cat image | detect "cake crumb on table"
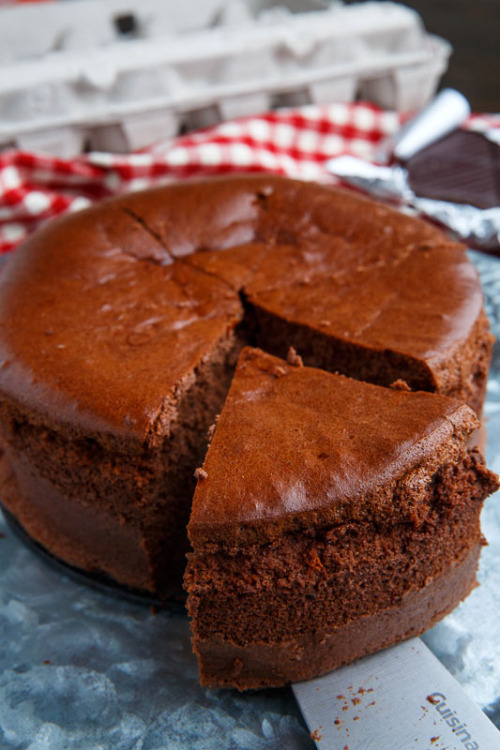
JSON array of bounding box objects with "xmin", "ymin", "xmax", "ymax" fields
[{"xmin": 194, "ymin": 468, "xmax": 208, "ymax": 481}]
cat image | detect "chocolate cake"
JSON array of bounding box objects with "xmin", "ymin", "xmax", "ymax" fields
[
  {"xmin": 185, "ymin": 348, "xmax": 498, "ymax": 689},
  {"xmin": 0, "ymin": 174, "xmax": 496, "ymax": 688}
]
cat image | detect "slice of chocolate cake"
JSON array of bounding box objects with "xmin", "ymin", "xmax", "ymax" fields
[{"xmin": 185, "ymin": 348, "xmax": 498, "ymax": 690}]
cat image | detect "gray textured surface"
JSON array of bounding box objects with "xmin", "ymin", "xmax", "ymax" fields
[
  {"xmin": 0, "ymin": 529, "xmax": 310, "ymax": 750},
  {"xmin": 0, "ymin": 250, "xmax": 499, "ymax": 749}
]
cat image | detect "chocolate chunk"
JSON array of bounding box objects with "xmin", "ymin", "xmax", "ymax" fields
[
  {"xmin": 404, "ymin": 129, "xmax": 500, "ymax": 210},
  {"xmin": 114, "ymin": 13, "xmax": 138, "ymax": 37}
]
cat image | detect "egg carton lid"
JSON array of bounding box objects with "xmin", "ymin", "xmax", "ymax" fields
[{"xmin": 0, "ymin": 0, "xmax": 451, "ymax": 156}]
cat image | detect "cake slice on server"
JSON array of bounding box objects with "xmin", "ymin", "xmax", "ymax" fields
[{"xmin": 185, "ymin": 347, "xmax": 498, "ymax": 690}]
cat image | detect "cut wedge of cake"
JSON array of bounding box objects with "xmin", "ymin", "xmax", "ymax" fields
[{"xmin": 185, "ymin": 348, "xmax": 499, "ymax": 689}]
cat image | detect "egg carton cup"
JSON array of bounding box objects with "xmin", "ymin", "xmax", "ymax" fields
[{"xmin": 0, "ymin": 0, "xmax": 451, "ymax": 157}]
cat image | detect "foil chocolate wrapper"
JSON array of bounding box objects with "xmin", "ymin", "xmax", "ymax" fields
[
  {"xmin": 376, "ymin": 87, "xmax": 471, "ymax": 163},
  {"xmin": 413, "ymin": 198, "xmax": 500, "ymax": 252},
  {"xmin": 327, "ymin": 154, "xmax": 500, "ymax": 252},
  {"xmin": 328, "ymin": 89, "xmax": 500, "ymax": 252}
]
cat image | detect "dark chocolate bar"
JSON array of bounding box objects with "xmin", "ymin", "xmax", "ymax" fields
[{"xmin": 404, "ymin": 128, "xmax": 500, "ymax": 209}]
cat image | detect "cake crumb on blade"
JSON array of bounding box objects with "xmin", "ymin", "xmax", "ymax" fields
[{"xmin": 310, "ymin": 727, "xmax": 322, "ymax": 741}]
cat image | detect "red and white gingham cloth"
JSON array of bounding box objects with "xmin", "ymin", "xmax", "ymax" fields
[{"xmin": 1, "ymin": 102, "xmax": 499, "ymax": 254}]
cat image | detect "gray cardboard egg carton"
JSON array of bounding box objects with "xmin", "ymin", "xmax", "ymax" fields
[{"xmin": 0, "ymin": 0, "xmax": 451, "ymax": 157}]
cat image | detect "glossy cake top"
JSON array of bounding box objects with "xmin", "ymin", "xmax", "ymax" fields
[
  {"xmin": 245, "ymin": 242, "xmax": 482, "ymax": 362},
  {"xmin": 189, "ymin": 348, "xmax": 479, "ymax": 545},
  {"xmin": 0, "ymin": 175, "xmax": 483, "ymax": 439}
]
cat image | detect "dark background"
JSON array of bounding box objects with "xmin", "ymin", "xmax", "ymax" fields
[{"xmin": 347, "ymin": 0, "xmax": 500, "ymax": 112}]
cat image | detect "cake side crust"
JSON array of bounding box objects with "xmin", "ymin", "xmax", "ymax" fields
[
  {"xmin": 193, "ymin": 543, "xmax": 481, "ymax": 690},
  {"xmin": 0, "ymin": 452, "xmax": 153, "ymax": 591},
  {"xmin": 0, "ymin": 328, "xmax": 243, "ymax": 594}
]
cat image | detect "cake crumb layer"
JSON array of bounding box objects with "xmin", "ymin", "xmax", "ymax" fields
[{"xmin": 193, "ymin": 544, "xmax": 481, "ymax": 690}]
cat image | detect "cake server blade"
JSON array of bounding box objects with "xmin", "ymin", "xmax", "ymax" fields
[{"xmin": 293, "ymin": 637, "xmax": 499, "ymax": 749}]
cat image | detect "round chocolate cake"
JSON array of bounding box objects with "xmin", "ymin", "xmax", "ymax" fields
[{"xmin": 0, "ymin": 175, "xmax": 496, "ymax": 689}]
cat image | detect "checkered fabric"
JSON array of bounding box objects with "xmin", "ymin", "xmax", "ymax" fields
[{"xmin": 0, "ymin": 102, "xmax": 499, "ymax": 254}]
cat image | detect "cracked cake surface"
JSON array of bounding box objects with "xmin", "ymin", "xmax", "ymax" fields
[{"xmin": 0, "ymin": 175, "xmax": 490, "ymax": 437}]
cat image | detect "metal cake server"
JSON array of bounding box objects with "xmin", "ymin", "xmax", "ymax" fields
[{"xmin": 293, "ymin": 637, "xmax": 500, "ymax": 749}]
